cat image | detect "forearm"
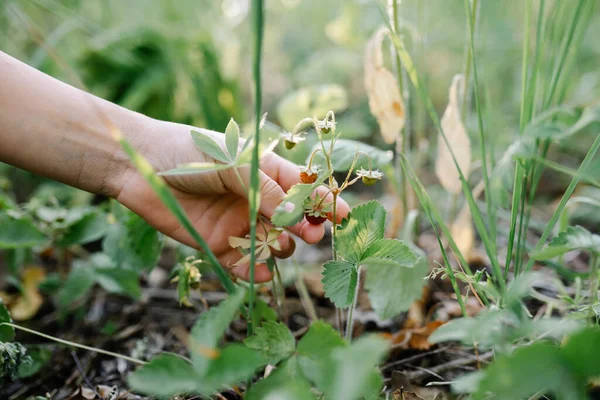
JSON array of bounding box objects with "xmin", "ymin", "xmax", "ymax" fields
[{"xmin": 0, "ymin": 51, "xmax": 157, "ymax": 197}]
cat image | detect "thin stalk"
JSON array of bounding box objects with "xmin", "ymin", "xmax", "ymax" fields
[
  {"xmin": 505, "ymin": 163, "xmax": 525, "ymax": 278},
  {"xmin": 525, "ymin": 132, "xmax": 600, "ymax": 272},
  {"xmin": 461, "ymin": 0, "xmax": 478, "ymax": 122},
  {"xmin": 518, "ymin": 0, "xmax": 533, "ymax": 133},
  {"xmin": 0, "ymin": 323, "xmax": 146, "ymax": 365},
  {"xmin": 332, "ymin": 192, "xmax": 344, "ymax": 334},
  {"xmin": 247, "ymin": 0, "xmax": 265, "ymax": 337},
  {"xmin": 390, "ymin": 0, "xmax": 409, "ymax": 216},
  {"xmin": 345, "ymin": 266, "xmax": 362, "ymax": 341},
  {"xmin": 464, "ymin": 0, "xmax": 496, "ymax": 249},
  {"xmin": 590, "ymin": 254, "xmax": 599, "ymax": 305}
]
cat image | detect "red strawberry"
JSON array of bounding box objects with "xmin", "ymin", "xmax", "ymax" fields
[
  {"xmin": 305, "ymin": 213, "xmax": 327, "ymax": 225},
  {"xmin": 300, "ymin": 171, "xmax": 318, "ymax": 184}
]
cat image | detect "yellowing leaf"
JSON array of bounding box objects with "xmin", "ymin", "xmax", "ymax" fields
[
  {"xmin": 364, "ymin": 27, "xmax": 405, "ymax": 145},
  {"xmin": 451, "ymin": 205, "xmax": 474, "ymax": 260},
  {"xmin": 10, "ymin": 266, "xmax": 45, "ymax": 321},
  {"xmin": 435, "ymin": 75, "xmax": 471, "ymax": 194}
]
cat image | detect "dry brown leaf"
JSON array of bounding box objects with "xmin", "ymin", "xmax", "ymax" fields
[
  {"xmin": 10, "ymin": 266, "xmax": 45, "ymax": 321},
  {"xmin": 435, "ymin": 74, "xmax": 471, "ymax": 194},
  {"xmin": 388, "ymin": 320, "xmax": 445, "ymax": 350},
  {"xmin": 451, "ymin": 204, "xmax": 474, "ymax": 260},
  {"xmin": 364, "ymin": 27, "xmax": 405, "ymax": 144}
]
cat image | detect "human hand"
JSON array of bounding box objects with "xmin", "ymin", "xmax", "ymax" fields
[{"xmin": 114, "ymin": 119, "xmax": 350, "ymax": 282}]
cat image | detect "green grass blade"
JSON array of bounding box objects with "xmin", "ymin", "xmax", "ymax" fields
[
  {"xmin": 118, "ymin": 138, "xmax": 236, "ymax": 294},
  {"xmin": 525, "ymin": 132, "xmax": 600, "ymax": 272}
]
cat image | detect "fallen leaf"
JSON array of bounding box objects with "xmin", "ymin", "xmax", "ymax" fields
[
  {"xmin": 435, "ymin": 74, "xmax": 471, "ymax": 194},
  {"xmin": 392, "ymin": 389, "xmax": 425, "ymax": 400},
  {"xmin": 388, "ymin": 321, "xmax": 445, "ymax": 350},
  {"xmin": 10, "ymin": 266, "xmax": 45, "ymax": 321},
  {"xmin": 365, "ymin": 27, "xmax": 405, "ymax": 145},
  {"xmin": 451, "ymin": 205, "xmax": 474, "ymax": 260}
]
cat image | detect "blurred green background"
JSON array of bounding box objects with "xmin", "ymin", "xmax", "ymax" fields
[{"xmin": 1, "ymin": 0, "xmax": 599, "ymax": 192}]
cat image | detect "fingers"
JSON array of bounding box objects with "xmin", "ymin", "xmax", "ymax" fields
[{"xmin": 260, "ymin": 152, "xmax": 303, "ymax": 192}]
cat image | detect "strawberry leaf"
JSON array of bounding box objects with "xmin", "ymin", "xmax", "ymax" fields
[
  {"xmin": 0, "ymin": 214, "xmax": 46, "ymax": 249},
  {"xmin": 297, "ymin": 321, "xmax": 346, "ymax": 387},
  {"xmin": 246, "ymin": 359, "xmax": 314, "ymax": 400},
  {"xmin": 322, "ymin": 261, "xmax": 358, "ymax": 309},
  {"xmin": 530, "ymin": 225, "xmax": 600, "ymax": 260},
  {"xmin": 203, "ymin": 344, "xmax": 264, "ymax": 392},
  {"xmin": 244, "ymin": 321, "xmax": 295, "ymax": 364},
  {"xmin": 128, "ymin": 354, "xmax": 201, "ymax": 398},
  {"xmin": 334, "ymin": 201, "xmax": 386, "ymax": 263}
]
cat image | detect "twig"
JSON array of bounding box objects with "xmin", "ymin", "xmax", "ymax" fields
[
  {"xmin": 381, "ymin": 345, "xmax": 451, "ymax": 371},
  {"xmin": 404, "ymin": 351, "xmax": 494, "ymax": 382},
  {"xmin": 71, "ymin": 350, "xmax": 102, "ymax": 399}
]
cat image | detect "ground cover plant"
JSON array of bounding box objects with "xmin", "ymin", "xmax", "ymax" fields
[{"xmin": 2, "ymin": 0, "xmax": 600, "ymax": 399}]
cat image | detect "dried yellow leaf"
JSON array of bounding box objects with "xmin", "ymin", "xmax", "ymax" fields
[
  {"xmin": 451, "ymin": 205, "xmax": 474, "ymax": 261},
  {"xmin": 435, "ymin": 75, "xmax": 471, "ymax": 194},
  {"xmin": 364, "ymin": 27, "xmax": 405, "ymax": 145},
  {"xmin": 10, "ymin": 266, "xmax": 45, "ymax": 321}
]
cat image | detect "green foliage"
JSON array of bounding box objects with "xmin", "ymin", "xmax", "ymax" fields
[
  {"xmin": 129, "ymin": 289, "xmax": 264, "ymax": 397},
  {"xmin": 324, "ymin": 201, "xmax": 425, "ymax": 317},
  {"xmin": 244, "ymin": 321, "xmax": 295, "ymax": 364},
  {"xmin": 246, "ymin": 360, "xmax": 315, "ymax": 400},
  {"xmin": 17, "ymin": 346, "xmax": 52, "ymax": 379},
  {"xmin": 322, "ymin": 261, "xmax": 358, "ymax": 308},
  {"xmin": 0, "ymin": 342, "xmax": 31, "ymax": 383},
  {"xmin": 296, "ymin": 321, "xmax": 346, "ymax": 386},
  {"xmin": 0, "ymin": 300, "xmax": 15, "ymax": 342},
  {"xmin": 55, "ymin": 210, "xmax": 108, "ymax": 247},
  {"xmin": 0, "ymin": 213, "xmax": 46, "ymax": 249},
  {"xmin": 531, "ymin": 225, "xmax": 600, "ymax": 260},
  {"xmin": 271, "ymin": 173, "xmax": 330, "ymax": 227},
  {"xmin": 458, "ymin": 328, "xmax": 600, "ymax": 399},
  {"xmin": 309, "ymin": 139, "xmax": 393, "ymax": 172}
]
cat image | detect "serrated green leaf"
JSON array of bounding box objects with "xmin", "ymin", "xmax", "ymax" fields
[
  {"xmin": 0, "ymin": 214, "xmax": 46, "ymax": 249},
  {"xmin": 0, "ymin": 341, "xmax": 31, "ymax": 382},
  {"xmin": 272, "ymin": 173, "xmax": 329, "ymax": 227},
  {"xmin": 0, "ymin": 299, "xmax": 14, "ymax": 342},
  {"xmin": 124, "ymin": 214, "xmax": 163, "ymax": 270},
  {"xmin": 297, "ymin": 321, "xmax": 345, "ymax": 387},
  {"xmin": 225, "ymin": 118, "xmax": 240, "ymax": 159},
  {"xmin": 57, "ymin": 211, "xmax": 108, "ymax": 247},
  {"xmin": 190, "ymin": 129, "xmax": 231, "ymax": 163},
  {"xmin": 128, "ymin": 354, "xmax": 200, "ymax": 397},
  {"xmin": 322, "ymin": 261, "xmax": 358, "ymax": 309},
  {"xmin": 18, "ymin": 346, "xmax": 52, "ymax": 378},
  {"xmin": 244, "ymin": 321, "xmax": 295, "ymax": 364},
  {"xmin": 530, "ymin": 225, "xmax": 600, "ymax": 260},
  {"xmin": 322, "ymin": 336, "xmax": 388, "ymax": 400},
  {"xmin": 190, "ymin": 289, "xmax": 246, "ymax": 375},
  {"xmin": 364, "ymin": 242, "xmax": 426, "ymax": 319},
  {"xmin": 335, "ymin": 201, "xmax": 386, "ymax": 263},
  {"xmin": 58, "ymin": 264, "xmax": 96, "ymax": 308},
  {"xmin": 203, "ymin": 344, "xmax": 264, "ymax": 392},
  {"xmin": 309, "ymin": 139, "xmax": 393, "ymax": 172},
  {"xmin": 95, "ymin": 267, "xmax": 141, "ymax": 299},
  {"xmin": 476, "ymin": 343, "xmax": 581, "ymax": 400},
  {"xmin": 246, "ymin": 359, "xmax": 315, "ymax": 400}
]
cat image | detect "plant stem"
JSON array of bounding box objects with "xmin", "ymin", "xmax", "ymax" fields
[
  {"xmin": 247, "ymin": 0, "xmax": 265, "ymax": 337},
  {"xmin": 345, "ymin": 266, "xmax": 361, "ymax": 341},
  {"xmin": 0, "ymin": 322, "xmax": 146, "ymax": 365},
  {"xmin": 590, "ymin": 254, "xmax": 599, "ymax": 306},
  {"xmin": 461, "ymin": 0, "xmax": 478, "ymax": 122}
]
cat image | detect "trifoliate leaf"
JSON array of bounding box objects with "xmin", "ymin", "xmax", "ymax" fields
[
  {"xmin": 309, "ymin": 139, "xmax": 393, "ymax": 172},
  {"xmin": 246, "ymin": 359, "xmax": 315, "ymax": 400},
  {"xmin": 530, "ymin": 225, "xmax": 600, "ymax": 260},
  {"xmin": 225, "ymin": 118, "xmax": 240, "ymax": 159},
  {"xmin": 190, "ymin": 129, "xmax": 231, "ymax": 163},
  {"xmin": 190, "ymin": 289, "xmax": 245, "ymax": 375},
  {"xmin": 364, "ymin": 241, "xmax": 426, "ymax": 319},
  {"xmin": 94, "ymin": 267, "xmax": 141, "ymax": 299},
  {"xmin": 128, "ymin": 354, "xmax": 200, "ymax": 398},
  {"xmin": 244, "ymin": 321, "xmax": 295, "ymax": 365},
  {"xmin": 322, "ymin": 261, "xmax": 358, "ymax": 309},
  {"xmin": 0, "ymin": 299, "xmax": 14, "ymax": 342},
  {"xmin": 322, "ymin": 336, "xmax": 388, "ymax": 400},
  {"xmin": 271, "ymin": 173, "xmax": 329, "ymax": 227},
  {"xmin": 203, "ymin": 344, "xmax": 264, "ymax": 392},
  {"xmin": 334, "ymin": 201, "xmax": 386, "ymax": 263},
  {"xmin": 0, "ymin": 214, "xmax": 46, "ymax": 249},
  {"xmin": 297, "ymin": 321, "xmax": 346, "ymax": 387}
]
